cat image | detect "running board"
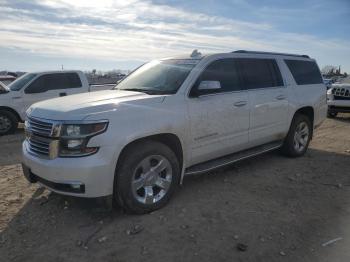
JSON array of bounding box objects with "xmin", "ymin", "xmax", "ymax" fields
[{"xmin": 185, "ymin": 141, "xmax": 283, "ymax": 175}]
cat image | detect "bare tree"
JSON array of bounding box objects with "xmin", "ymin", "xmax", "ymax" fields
[{"xmin": 321, "ymin": 65, "xmax": 337, "ymax": 76}]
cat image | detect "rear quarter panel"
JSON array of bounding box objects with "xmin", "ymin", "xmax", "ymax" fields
[{"xmin": 279, "ymin": 58, "xmax": 327, "ymax": 128}]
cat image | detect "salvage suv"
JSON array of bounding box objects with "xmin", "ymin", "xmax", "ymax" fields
[{"xmin": 22, "ymin": 50, "xmax": 327, "ymax": 213}]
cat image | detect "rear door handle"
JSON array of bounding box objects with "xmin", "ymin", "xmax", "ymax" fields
[
  {"xmin": 59, "ymin": 92, "xmax": 67, "ymax": 97},
  {"xmin": 276, "ymin": 95, "xmax": 286, "ymax": 100},
  {"xmin": 234, "ymin": 101, "xmax": 247, "ymax": 107}
]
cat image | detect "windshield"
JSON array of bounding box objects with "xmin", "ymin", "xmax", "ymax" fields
[
  {"xmin": 116, "ymin": 59, "xmax": 197, "ymax": 94},
  {"xmin": 8, "ymin": 73, "xmax": 37, "ymax": 91}
]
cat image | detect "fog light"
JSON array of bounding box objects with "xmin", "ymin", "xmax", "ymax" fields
[{"xmin": 67, "ymin": 139, "xmax": 84, "ymax": 149}]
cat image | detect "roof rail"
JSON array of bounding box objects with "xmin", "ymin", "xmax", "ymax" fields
[{"xmin": 232, "ymin": 50, "xmax": 310, "ymax": 58}]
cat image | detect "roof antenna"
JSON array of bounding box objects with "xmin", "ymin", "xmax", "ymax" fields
[{"xmin": 190, "ymin": 49, "xmax": 201, "ymax": 58}]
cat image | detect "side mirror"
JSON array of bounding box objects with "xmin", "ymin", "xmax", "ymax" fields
[{"xmin": 198, "ymin": 80, "xmax": 221, "ymax": 91}]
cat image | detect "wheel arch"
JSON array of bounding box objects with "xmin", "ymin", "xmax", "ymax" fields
[{"xmin": 115, "ymin": 133, "xmax": 184, "ymax": 182}]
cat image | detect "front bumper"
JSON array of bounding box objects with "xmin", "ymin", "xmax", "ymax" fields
[
  {"xmin": 327, "ymin": 100, "xmax": 350, "ymax": 113},
  {"xmin": 22, "ymin": 141, "xmax": 116, "ymax": 198},
  {"xmin": 22, "ymin": 164, "xmax": 86, "ymax": 193}
]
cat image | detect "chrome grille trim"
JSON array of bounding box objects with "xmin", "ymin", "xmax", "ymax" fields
[
  {"xmin": 27, "ymin": 117, "xmax": 53, "ymax": 137},
  {"xmin": 332, "ymin": 87, "xmax": 350, "ymax": 99},
  {"xmin": 25, "ymin": 117, "xmax": 55, "ymax": 157},
  {"xmin": 27, "ymin": 135, "xmax": 50, "ymax": 156}
]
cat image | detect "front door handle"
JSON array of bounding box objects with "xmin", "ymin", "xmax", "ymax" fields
[
  {"xmin": 234, "ymin": 101, "xmax": 247, "ymax": 107},
  {"xmin": 276, "ymin": 95, "xmax": 286, "ymax": 100},
  {"xmin": 59, "ymin": 92, "xmax": 67, "ymax": 97}
]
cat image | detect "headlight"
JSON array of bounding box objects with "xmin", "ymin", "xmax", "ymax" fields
[{"xmin": 59, "ymin": 121, "xmax": 108, "ymax": 157}]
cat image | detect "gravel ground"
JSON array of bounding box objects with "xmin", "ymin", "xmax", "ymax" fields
[{"xmin": 0, "ymin": 116, "xmax": 350, "ymax": 262}]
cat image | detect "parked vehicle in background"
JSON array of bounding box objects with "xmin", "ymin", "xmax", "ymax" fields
[
  {"xmin": 22, "ymin": 50, "xmax": 327, "ymax": 213},
  {"xmin": 323, "ymin": 78, "xmax": 333, "ymax": 90},
  {"xmin": 0, "ymin": 70, "xmax": 113, "ymax": 135},
  {"xmin": 0, "ymin": 75, "xmax": 16, "ymax": 86},
  {"xmin": 327, "ymin": 83, "xmax": 350, "ymax": 117}
]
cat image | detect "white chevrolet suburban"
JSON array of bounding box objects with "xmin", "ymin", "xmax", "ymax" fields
[
  {"xmin": 327, "ymin": 83, "xmax": 350, "ymax": 117},
  {"xmin": 22, "ymin": 50, "xmax": 327, "ymax": 213},
  {"xmin": 0, "ymin": 70, "xmax": 112, "ymax": 135}
]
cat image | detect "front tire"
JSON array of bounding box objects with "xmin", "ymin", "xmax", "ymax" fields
[
  {"xmin": 0, "ymin": 110, "xmax": 18, "ymax": 136},
  {"xmin": 115, "ymin": 141, "xmax": 180, "ymax": 214},
  {"xmin": 281, "ymin": 114, "xmax": 312, "ymax": 157}
]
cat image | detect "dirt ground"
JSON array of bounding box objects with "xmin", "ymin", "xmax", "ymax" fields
[{"xmin": 0, "ymin": 116, "xmax": 350, "ymax": 262}]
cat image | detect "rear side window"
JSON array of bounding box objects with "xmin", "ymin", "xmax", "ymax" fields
[
  {"xmin": 192, "ymin": 58, "xmax": 241, "ymax": 95},
  {"xmin": 25, "ymin": 73, "xmax": 82, "ymax": 93},
  {"xmin": 64, "ymin": 73, "xmax": 82, "ymax": 88},
  {"xmin": 237, "ymin": 58, "xmax": 283, "ymax": 89},
  {"xmin": 284, "ymin": 60, "xmax": 323, "ymax": 85}
]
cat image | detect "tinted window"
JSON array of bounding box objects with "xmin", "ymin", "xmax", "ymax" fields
[
  {"xmin": 65, "ymin": 73, "xmax": 82, "ymax": 88},
  {"xmin": 237, "ymin": 58, "xmax": 283, "ymax": 89},
  {"xmin": 25, "ymin": 73, "xmax": 82, "ymax": 94},
  {"xmin": 191, "ymin": 58, "xmax": 241, "ymax": 95},
  {"xmin": 8, "ymin": 73, "xmax": 37, "ymax": 91},
  {"xmin": 284, "ymin": 60, "xmax": 323, "ymax": 85}
]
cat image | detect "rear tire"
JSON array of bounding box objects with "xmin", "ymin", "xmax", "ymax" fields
[
  {"xmin": 114, "ymin": 140, "xmax": 180, "ymax": 214},
  {"xmin": 0, "ymin": 110, "xmax": 18, "ymax": 136},
  {"xmin": 281, "ymin": 114, "xmax": 312, "ymax": 157}
]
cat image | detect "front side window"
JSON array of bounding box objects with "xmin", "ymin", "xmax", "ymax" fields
[
  {"xmin": 8, "ymin": 73, "xmax": 37, "ymax": 91},
  {"xmin": 284, "ymin": 59, "xmax": 323, "ymax": 85},
  {"xmin": 25, "ymin": 75, "xmax": 49, "ymax": 93},
  {"xmin": 116, "ymin": 60, "xmax": 197, "ymax": 94},
  {"xmin": 191, "ymin": 58, "xmax": 241, "ymax": 96},
  {"xmin": 237, "ymin": 58, "xmax": 283, "ymax": 90}
]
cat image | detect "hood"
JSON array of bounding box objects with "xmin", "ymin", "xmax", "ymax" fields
[{"xmin": 28, "ymin": 90, "xmax": 165, "ymax": 120}]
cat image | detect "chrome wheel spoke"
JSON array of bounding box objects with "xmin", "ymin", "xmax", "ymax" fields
[
  {"xmin": 152, "ymin": 159, "xmax": 167, "ymax": 174},
  {"xmin": 299, "ymin": 137, "xmax": 307, "ymax": 146},
  {"xmin": 300, "ymin": 126, "xmax": 308, "ymax": 136},
  {"xmin": 155, "ymin": 177, "xmax": 171, "ymax": 190},
  {"xmin": 133, "ymin": 176, "xmax": 146, "ymax": 190},
  {"xmin": 144, "ymin": 186, "xmax": 154, "ymax": 204}
]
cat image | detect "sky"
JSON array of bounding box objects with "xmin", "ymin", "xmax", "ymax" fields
[{"xmin": 0, "ymin": 0, "xmax": 349, "ymax": 72}]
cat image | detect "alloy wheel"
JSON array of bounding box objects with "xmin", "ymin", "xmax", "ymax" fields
[
  {"xmin": 131, "ymin": 155, "xmax": 172, "ymax": 205},
  {"xmin": 293, "ymin": 121, "xmax": 309, "ymax": 152}
]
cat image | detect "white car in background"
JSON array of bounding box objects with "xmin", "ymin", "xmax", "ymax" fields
[
  {"xmin": 22, "ymin": 50, "xmax": 327, "ymax": 213},
  {"xmin": 0, "ymin": 70, "xmax": 113, "ymax": 135}
]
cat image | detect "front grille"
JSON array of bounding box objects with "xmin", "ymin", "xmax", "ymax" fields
[
  {"xmin": 27, "ymin": 117, "xmax": 53, "ymax": 137},
  {"xmin": 28, "ymin": 134, "xmax": 51, "ymax": 156},
  {"xmin": 332, "ymin": 87, "xmax": 350, "ymax": 100},
  {"xmin": 25, "ymin": 117, "xmax": 55, "ymax": 157}
]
